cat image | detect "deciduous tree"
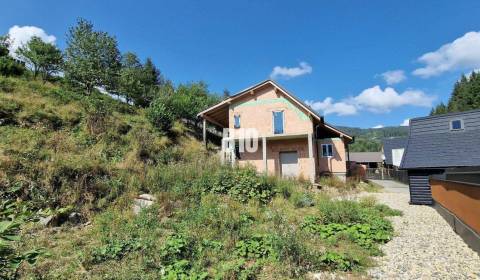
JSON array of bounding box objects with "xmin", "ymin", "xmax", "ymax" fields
[
  {"xmin": 64, "ymin": 18, "xmax": 121, "ymax": 94},
  {"xmin": 16, "ymin": 36, "xmax": 63, "ymax": 81}
]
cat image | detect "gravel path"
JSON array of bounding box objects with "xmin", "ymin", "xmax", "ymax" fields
[{"xmin": 367, "ymin": 187, "xmax": 480, "ymax": 279}]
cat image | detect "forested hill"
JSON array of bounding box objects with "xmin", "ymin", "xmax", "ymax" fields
[
  {"xmin": 337, "ymin": 126, "xmax": 409, "ymax": 152},
  {"xmin": 430, "ymin": 71, "xmax": 480, "ymax": 115}
]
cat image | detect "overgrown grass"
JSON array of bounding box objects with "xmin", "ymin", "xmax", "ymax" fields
[{"xmin": 1, "ymin": 77, "xmax": 402, "ymax": 279}]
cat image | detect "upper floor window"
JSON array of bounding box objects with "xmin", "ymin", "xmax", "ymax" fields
[
  {"xmin": 234, "ymin": 115, "xmax": 241, "ymax": 129},
  {"xmin": 450, "ymin": 119, "xmax": 464, "ymax": 131},
  {"xmin": 273, "ymin": 111, "xmax": 284, "ymax": 134},
  {"xmin": 322, "ymin": 144, "xmax": 333, "ymax": 157}
]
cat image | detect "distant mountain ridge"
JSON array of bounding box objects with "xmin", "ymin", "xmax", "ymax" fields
[{"xmin": 336, "ymin": 126, "xmax": 409, "ymax": 152}]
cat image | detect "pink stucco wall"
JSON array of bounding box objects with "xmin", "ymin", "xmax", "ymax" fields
[
  {"xmin": 228, "ymin": 85, "xmax": 313, "ymax": 136},
  {"xmin": 317, "ymin": 138, "xmax": 347, "ymax": 174},
  {"xmin": 238, "ymin": 138, "xmax": 314, "ymax": 180},
  {"xmin": 226, "ymin": 83, "xmax": 347, "ymax": 179}
]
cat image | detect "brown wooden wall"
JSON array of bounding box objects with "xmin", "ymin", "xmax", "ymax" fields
[{"xmin": 430, "ymin": 179, "xmax": 480, "ymax": 234}]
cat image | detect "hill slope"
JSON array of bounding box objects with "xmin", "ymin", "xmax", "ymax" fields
[
  {"xmin": 1, "ymin": 77, "xmax": 401, "ymax": 279},
  {"xmin": 337, "ymin": 126, "xmax": 409, "ymax": 152}
]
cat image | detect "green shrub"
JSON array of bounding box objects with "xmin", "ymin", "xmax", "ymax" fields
[
  {"xmin": 319, "ymin": 251, "xmax": 360, "ymax": 271},
  {"xmin": 160, "ymin": 234, "xmax": 194, "ymax": 265},
  {"xmin": 318, "ymin": 199, "xmax": 362, "ymax": 224},
  {"xmin": 0, "ymin": 77, "xmax": 17, "ymax": 92},
  {"xmin": 91, "ymin": 238, "xmax": 145, "ymax": 263},
  {"xmin": 146, "ymin": 99, "xmax": 175, "ymax": 131},
  {"xmin": 234, "ymin": 235, "xmax": 275, "ymax": 260},
  {"xmin": 0, "ymin": 57, "xmax": 25, "ymax": 77},
  {"xmin": 303, "ymin": 198, "xmax": 401, "ymax": 255},
  {"xmin": 0, "ymin": 188, "xmax": 43, "ymax": 280},
  {"xmin": 291, "ymin": 192, "xmax": 315, "ymax": 208},
  {"xmin": 204, "ymin": 167, "xmax": 275, "ymax": 204}
]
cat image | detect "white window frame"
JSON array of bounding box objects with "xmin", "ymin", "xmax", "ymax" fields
[
  {"xmin": 272, "ymin": 110, "xmax": 285, "ymax": 135},
  {"xmin": 234, "ymin": 114, "xmax": 241, "ymax": 129},
  {"xmin": 450, "ymin": 119, "xmax": 464, "ymax": 131},
  {"xmin": 321, "ymin": 144, "xmax": 334, "ymax": 157}
]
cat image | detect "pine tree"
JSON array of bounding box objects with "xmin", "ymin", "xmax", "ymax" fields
[{"xmin": 430, "ymin": 71, "xmax": 480, "ymax": 115}]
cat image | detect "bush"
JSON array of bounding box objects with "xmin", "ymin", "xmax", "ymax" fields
[
  {"xmin": 146, "ymin": 98, "xmax": 174, "ymax": 131},
  {"xmin": 0, "ymin": 188, "xmax": 43, "ymax": 279},
  {"xmin": 203, "ymin": 167, "xmax": 276, "ymax": 204},
  {"xmin": 302, "ymin": 197, "xmax": 402, "ymax": 255},
  {"xmin": 91, "ymin": 238, "xmax": 145, "ymax": 263},
  {"xmin": 0, "ymin": 57, "xmax": 25, "ymax": 77},
  {"xmin": 0, "ymin": 77, "xmax": 17, "ymax": 92},
  {"xmin": 319, "ymin": 251, "xmax": 360, "ymax": 271},
  {"xmin": 234, "ymin": 234, "xmax": 276, "ymax": 260},
  {"xmin": 291, "ymin": 191, "xmax": 315, "ymax": 208},
  {"xmin": 318, "ymin": 199, "xmax": 362, "ymax": 224},
  {"xmin": 83, "ymin": 97, "xmax": 112, "ymax": 135}
]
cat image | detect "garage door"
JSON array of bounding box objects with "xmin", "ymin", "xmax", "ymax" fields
[{"xmin": 280, "ymin": 152, "xmax": 299, "ymax": 178}]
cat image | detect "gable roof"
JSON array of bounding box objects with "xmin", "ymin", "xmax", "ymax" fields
[
  {"xmin": 349, "ymin": 152, "xmax": 383, "ymax": 163},
  {"xmin": 197, "ymin": 79, "xmax": 353, "ymax": 140},
  {"xmin": 400, "ymin": 109, "xmax": 480, "ymax": 169},
  {"xmin": 198, "ymin": 79, "xmax": 323, "ymax": 121},
  {"xmin": 382, "ymin": 137, "xmax": 408, "ymax": 165}
]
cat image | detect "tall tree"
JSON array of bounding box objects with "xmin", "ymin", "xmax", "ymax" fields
[
  {"xmin": 118, "ymin": 54, "xmax": 165, "ymax": 107},
  {"xmin": 64, "ymin": 18, "xmax": 121, "ymax": 94},
  {"xmin": 16, "ymin": 36, "xmax": 63, "ymax": 80},
  {"xmin": 430, "ymin": 71, "xmax": 480, "ymax": 115},
  {"xmin": 0, "ymin": 35, "xmax": 25, "ymax": 76},
  {"xmin": 142, "ymin": 58, "xmax": 163, "ymax": 87},
  {"xmin": 118, "ymin": 52, "xmax": 143, "ymax": 104}
]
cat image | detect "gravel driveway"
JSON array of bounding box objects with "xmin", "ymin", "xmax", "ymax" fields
[{"xmin": 367, "ymin": 181, "xmax": 480, "ymax": 279}]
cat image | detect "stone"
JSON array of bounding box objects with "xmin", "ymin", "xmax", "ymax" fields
[
  {"xmin": 68, "ymin": 212, "xmax": 82, "ymax": 224},
  {"xmin": 138, "ymin": 194, "xmax": 156, "ymax": 201},
  {"xmin": 39, "ymin": 215, "xmax": 55, "ymax": 226},
  {"xmin": 133, "ymin": 194, "xmax": 156, "ymax": 215}
]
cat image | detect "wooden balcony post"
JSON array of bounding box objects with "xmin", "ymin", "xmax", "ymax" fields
[{"xmin": 202, "ymin": 118, "xmax": 207, "ymax": 147}]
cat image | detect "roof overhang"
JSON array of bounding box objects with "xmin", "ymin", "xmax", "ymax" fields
[
  {"xmin": 197, "ymin": 79, "xmax": 323, "ymax": 121},
  {"xmin": 198, "ymin": 79, "xmax": 353, "ymax": 140}
]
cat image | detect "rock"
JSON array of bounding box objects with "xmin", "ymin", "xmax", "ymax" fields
[
  {"xmin": 138, "ymin": 194, "xmax": 156, "ymax": 201},
  {"xmin": 39, "ymin": 215, "xmax": 55, "ymax": 226},
  {"xmin": 133, "ymin": 194, "xmax": 156, "ymax": 215},
  {"xmin": 68, "ymin": 212, "xmax": 82, "ymax": 224}
]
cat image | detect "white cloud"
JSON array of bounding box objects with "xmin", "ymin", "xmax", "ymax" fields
[
  {"xmin": 372, "ymin": 124, "xmax": 384, "ymax": 129},
  {"xmin": 400, "ymin": 118, "xmax": 410, "ymax": 126},
  {"xmin": 270, "ymin": 62, "xmax": 312, "ymax": 80},
  {"xmin": 306, "ymin": 85, "xmax": 435, "ymax": 117},
  {"xmin": 305, "ymin": 97, "xmax": 357, "ymax": 116},
  {"xmin": 413, "ymin": 31, "xmax": 480, "ymax": 78},
  {"xmin": 380, "ymin": 70, "xmax": 406, "ymax": 85},
  {"xmin": 353, "ymin": 85, "xmax": 435, "ymax": 113},
  {"xmin": 7, "ymin": 25, "xmax": 56, "ymax": 56}
]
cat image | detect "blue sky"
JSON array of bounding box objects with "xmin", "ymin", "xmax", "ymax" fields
[{"xmin": 2, "ymin": 0, "xmax": 480, "ymax": 128}]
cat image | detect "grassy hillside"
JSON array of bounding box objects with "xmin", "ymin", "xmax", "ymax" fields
[
  {"xmin": 1, "ymin": 77, "xmax": 401, "ymax": 279},
  {"xmin": 337, "ymin": 126, "xmax": 409, "ymax": 152}
]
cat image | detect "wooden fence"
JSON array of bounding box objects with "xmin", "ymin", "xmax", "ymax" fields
[{"xmin": 366, "ymin": 168, "xmax": 409, "ymax": 185}]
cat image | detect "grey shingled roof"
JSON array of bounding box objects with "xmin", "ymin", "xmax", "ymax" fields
[
  {"xmin": 349, "ymin": 152, "xmax": 383, "ymax": 163},
  {"xmin": 401, "ymin": 109, "xmax": 480, "ymax": 169},
  {"xmin": 382, "ymin": 137, "xmax": 408, "ymax": 165}
]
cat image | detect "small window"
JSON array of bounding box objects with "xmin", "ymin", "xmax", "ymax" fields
[
  {"xmin": 234, "ymin": 115, "xmax": 241, "ymax": 129},
  {"xmin": 450, "ymin": 119, "xmax": 464, "ymax": 131},
  {"xmin": 273, "ymin": 111, "xmax": 284, "ymax": 134},
  {"xmin": 322, "ymin": 144, "xmax": 333, "ymax": 157}
]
